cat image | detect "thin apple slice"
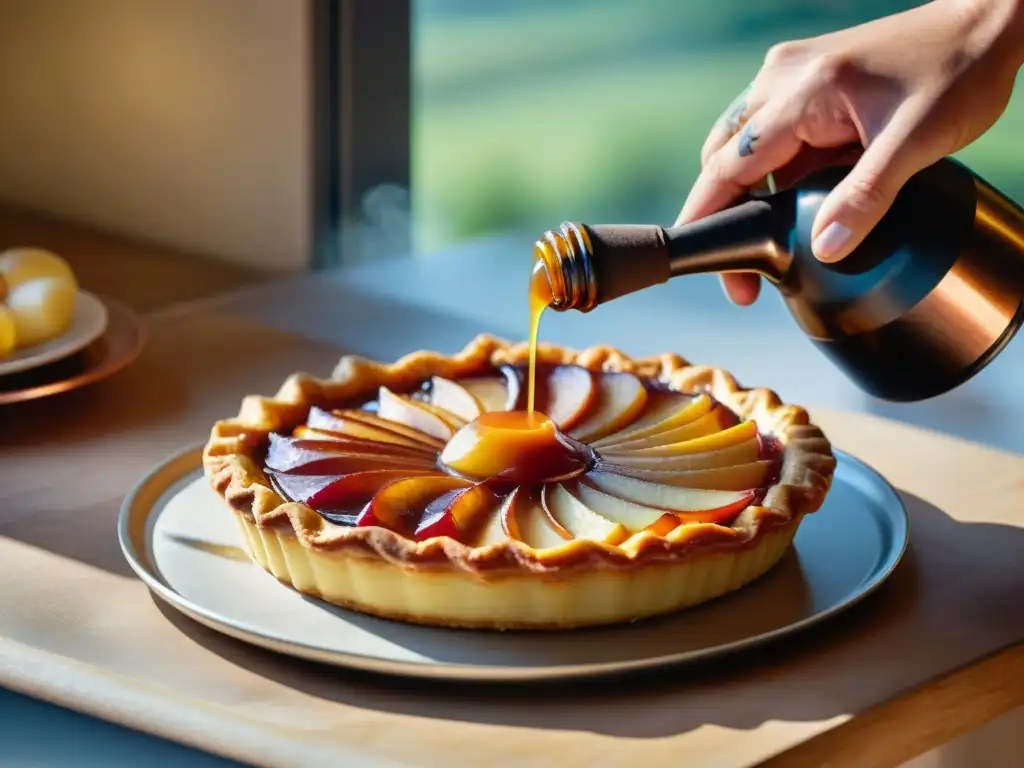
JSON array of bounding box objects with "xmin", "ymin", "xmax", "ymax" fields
[
  {"xmin": 605, "ymin": 437, "xmax": 760, "ymax": 471},
  {"xmin": 572, "ymin": 481, "xmax": 675, "ymax": 531},
  {"xmin": 592, "ymin": 392, "xmax": 712, "ymax": 447},
  {"xmin": 600, "ymin": 408, "xmax": 731, "ymax": 453},
  {"xmin": 328, "ymin": 409, "xmax": 446, "ymax": 449},
  {"xmin": 275, "ymin": 434, "xmax": 433, "ymax": 459},
  {"xmin": 269, "ymin": 451, "xmax": 434, "ymax": 476},
  {"xmin": 584, "ymin": 470, "xmax": 754, "ymax": 519},
  {"xmin": 378, "ymin": 386, "xmax": 459, "ymax": 441},
  {"xmin": 473, "ymin": 496, "xmax": 511, "ymax": 546},
  {"xmin": 542, "ymin": 483, "xmax": 627, "ymax": 544},
  {"xmin": 417, "ymin": 398, "xmax": 469, "ymax": 430},
  {"xmin": 605, "ymin": 460, "xmax": 774, "ymax": 491},
  {"xmin": 576, "ymin": 478, "xmax": 749, "ymax": 528},
  {"xmin": 501, "ymin": 487, "xmax": 571, "ymax": 549},
  {"xmin": 542, "ymin": 365, "xmax": 597, "ymax": 430},
  {"xmin": 306, "ymin": 407, "xmax": 439, "ymax": 451},
  {"xmin": 267, "ymin": 473, "xmax": 345, "ymax": 506},
  {"xmin": 265, "ymin": 434, "xmax": 438, "ymax": 473},
  {"xmin": 308, "ymin": 469, "xmax": 440, "ymax": 509},
  {"xmin": 459, "ymin": 375, "xmax": 510, "ymax": 412},
  {"xmin": 430, "ymin": 376, "xmax": 484, "ymax": 421},
  {"xmin": 415, "ymin": 484, "xmax": 500, "ymax": 541},
  {"xmin": 567, "ymin": 371, "xmax": 648, "ymax": 443},
  {"xmin": 608, "ymin": 420, "xmax": 758, "ymax": 457},
  {"xmin": 269, "ymin": 469, "xmax": 438, "ymax": 510},
  {"xmin": 356, "ymin": 475, "xmax": 473, "ymax": 531},
  {"xmin": 293, "ymin": 425, "xmax": 437, "ymax": 454}
]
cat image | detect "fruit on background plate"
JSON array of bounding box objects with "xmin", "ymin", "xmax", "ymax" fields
[
  {"xmin": 203, "ymin": 335, "xmax": 836, "ymax": 630},
  {"xmin": 0, "ymin": 248, "xmax": 79, "ymax": 357}
]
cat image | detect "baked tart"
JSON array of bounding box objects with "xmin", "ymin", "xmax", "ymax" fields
[{"xmin": 203, "ymin": 335, "xmax": 836, "ymax": 630}]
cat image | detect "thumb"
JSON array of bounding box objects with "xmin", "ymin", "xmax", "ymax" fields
[{"xmin": 809, "ymin": 125, "xmax": 930, "ymax": 264}]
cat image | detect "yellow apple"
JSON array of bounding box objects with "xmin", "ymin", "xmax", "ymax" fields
[
  {"xmin": 0, "ymin": 304, "xmax": 15, "ymax": 357},
  {"xmin": 0, "ymin": 248, "xmax": 77, "ymax": 298},
  {"xmin": 7, "ymin": 277, "xmax": 77, "ymax": 348}
]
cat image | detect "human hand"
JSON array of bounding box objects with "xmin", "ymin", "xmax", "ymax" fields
[{"xmin": 677, "ymin": 0, "xmax": 1024, "ymax": 306}]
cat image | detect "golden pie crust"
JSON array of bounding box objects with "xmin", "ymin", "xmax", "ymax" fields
[{"xmin": 202, "ymin": 334, "xmax": 836, "ymax": 629}]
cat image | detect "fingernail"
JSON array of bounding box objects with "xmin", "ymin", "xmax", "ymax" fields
[{"xmin": 812, "ymin": 222, "xmax": 852, "ymax": 262}]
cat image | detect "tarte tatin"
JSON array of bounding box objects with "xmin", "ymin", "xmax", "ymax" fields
[{"xmin": 202, "ymin": 335, "xmax": 836, "ymax": 630}]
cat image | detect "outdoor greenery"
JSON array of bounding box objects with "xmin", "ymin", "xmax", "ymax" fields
[{"xmin": 411, "ymin": 0, "xmax": 1024, "ymax": 255}]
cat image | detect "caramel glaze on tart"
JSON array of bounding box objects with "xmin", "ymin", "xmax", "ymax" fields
[{"xmin": 203, "ymin": 335, "xmax": 837, "ymax": 630}]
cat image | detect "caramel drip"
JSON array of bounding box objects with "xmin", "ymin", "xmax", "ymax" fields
[{"xmin": 527, "ymin": 258, "xmax": 553, "ymax": 419}]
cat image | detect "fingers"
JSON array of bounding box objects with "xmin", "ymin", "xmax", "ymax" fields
[
  {"xmin": 720, "ymin": 273, "xmax": 761, "ymax": 306},
  {"xmin": 809, "ymin": 110, "xmax": 931, "ymax": 263},
  {"xmin": 677, "ymin": 100, "xmax": 804, "ymax": 225},
  {"xmin": 768, "ymin": 144, "xmax": 864, "ymax": 190},
  {"xmin": 699, "ymin": 82, "xmax": 766, "ymax": 166}
]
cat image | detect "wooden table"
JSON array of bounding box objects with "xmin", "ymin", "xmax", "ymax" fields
[{"xmin": 0, "ymin": 224, "xmax": 1022, "ymax": 767}]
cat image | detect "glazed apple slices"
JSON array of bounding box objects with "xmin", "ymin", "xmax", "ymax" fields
[
  {"xmin": 519, "ymin": 365, "xmax": 598, "ymax": 431},
  {"xmin": 605, "ymin": 437, "xmax": 761, "ymax": 471},
  {"xmin": 269, "ymin": 468, "xmax": 438, "ymax": 510},
  {"xmin": 415, "ymin": 483, "xmax": 501, "ymax": 541},
  {"xmin": 604, "ymin": 419, "xmax": 757, "ymax": 457},
  {"xmin": 301, "ymin": 406, "xmax": 442, "ymax": 452},
  {"xmin": 599, "ymin": 408, "xmax": 735, "ymax": 454},
  {"xmin": 591, "ymin": 392, "xmax": 712, "ymax": 448},
  {"xmin": 605, "ymin": 460, "xmax": 776, "ymax": 491},
  {"xmin": 356, "ymin": 474, "xmax": 474, "ymax": 531},
  {"xmin": 577, "ymin": 472, "xmax": 755, "ymax": 526},
  {"xmin": 567, "ymin": 371, "xmax": 648, "ymax": 442},
  {"xmin": 377, "ymin": 385, "xmax": 468, "ymax": 440},
  {"xmin": 265, "ymin": 433, "xmax": 439, "ymax": 474},
  {"xmin": 458, "ymin": 375, "xmax": 511, "ymax": 412},
  {"xmin": 498, "ymin": 487, "xmax": 572, "ymax": 550},
  {"xmin": 305, "ymin": 404, "xmax": 446, "ymax": 449},
  {"xmin": 455, "ymin": 365, "xmax": 525, "ymax": 414},
  {"xmin": 542, "ymin": 483, "xmax": 629, "ymax": 545},
  {"xmin": 429, "ymin": 376, "xmax": 485, "ymax": 421}
]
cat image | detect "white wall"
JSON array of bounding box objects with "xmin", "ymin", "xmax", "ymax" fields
[{"xmin": 0, "ymin": 0, "xmax": 310, "ymax": 271}]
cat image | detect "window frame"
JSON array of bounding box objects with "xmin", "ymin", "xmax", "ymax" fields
[{"xmin": 310, "ymin": 0, "xmax": 412, "ymax": 269}]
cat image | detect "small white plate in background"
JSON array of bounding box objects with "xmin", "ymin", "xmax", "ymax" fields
[{"xmin": 0, "ymin": 291, "xmax": 109, "ymax": 377}]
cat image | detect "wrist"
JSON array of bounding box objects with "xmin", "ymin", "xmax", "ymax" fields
[{"xmin": 955, "ymin": 0, "xmax": 1024, "ymax": 68}]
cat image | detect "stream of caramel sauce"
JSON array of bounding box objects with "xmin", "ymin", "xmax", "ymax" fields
[
  {"xmin": 439, "ymin": 251, "xmax": 562, "ymax": 478},
  {"xmin": 527, "ymin": 257, "xmax": 553, "ymax": 418}
]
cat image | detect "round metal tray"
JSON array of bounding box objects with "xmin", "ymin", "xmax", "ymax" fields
[{"xmin": 119, "ymin": 444, "xmax": 908, "ymax": 683}]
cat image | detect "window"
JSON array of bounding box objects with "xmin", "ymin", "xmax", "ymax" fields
[{"xmin": 409, "ymin": 0, "xmax": 1024, "ymax": 258}]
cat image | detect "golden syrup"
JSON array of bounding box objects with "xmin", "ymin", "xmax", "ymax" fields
[
  {"xmin": 439, "ymin": 410, "xmax": 591, "ymax": 485},
  {"xmin": 434, "ymin": 246, "xmax": 567, "ymax": 484},
  {"xmin": 527, "ymin": 257, "xmax": 553, "ymax": 418}
]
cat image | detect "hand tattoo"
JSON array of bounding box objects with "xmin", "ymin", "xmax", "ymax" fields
[
  {"xmin": 738, "ymin": 122, "xmax": 760, "ymax": 157},
  {"xmin": 719, "ymin": 87, "xmax": 751, "ymax": 133}
]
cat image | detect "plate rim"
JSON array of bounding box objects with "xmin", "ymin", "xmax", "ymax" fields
[
  {"xmin": 118, "ymin": 441, "xmax": 909, "ymax": 683},
  {"xmin": 0, "ymin": 290, "xmax": 109, "ymax": 376}
]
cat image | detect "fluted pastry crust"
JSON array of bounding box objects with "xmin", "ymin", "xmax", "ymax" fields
[{"xmin": 202, "ymin": 335, "xmax": 836, "ymax": 628}]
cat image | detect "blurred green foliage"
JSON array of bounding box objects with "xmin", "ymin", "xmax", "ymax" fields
[{"xmin": 412, "ymin": 0, "xmax": 1024, "ymax": 253}]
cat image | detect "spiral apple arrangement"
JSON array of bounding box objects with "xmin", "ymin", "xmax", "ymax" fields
[
  {"xmin": 0, "ymin": 248, "xmax": 79, "ymax": 358},
  {"xmin": 265, "ymin": 364, "xmax": 783, "ymax": 548}
]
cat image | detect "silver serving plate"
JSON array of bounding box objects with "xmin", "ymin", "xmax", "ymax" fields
[{"xmin": 118, "ymin": 443, "xmax": 908, "ymax": 683}]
